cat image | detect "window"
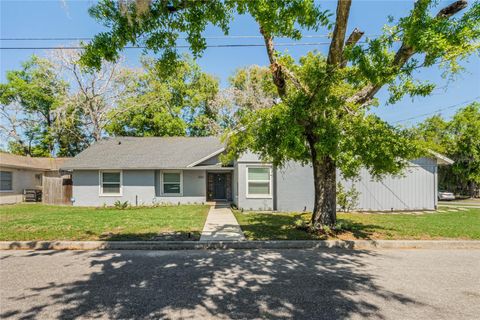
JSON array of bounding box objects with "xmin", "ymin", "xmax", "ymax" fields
[
  {"xmin": 162, "ymin": 171, "xmax": 182, "ymax": 195},
  {"xmin": 246, "ymin": 167, "xmax": 272, "ymax": 198},
  {"xmin": 0, "ymin": 171, "xmax": 13, "ymax": 192},
  {"xmin": 100, "ymin": 171, "xmax": 122, "ymax": 196}
]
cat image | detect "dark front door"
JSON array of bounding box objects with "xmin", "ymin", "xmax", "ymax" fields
[{"xmin": 213, "ymin": 174, "xmax": 226, "ymax": 200}]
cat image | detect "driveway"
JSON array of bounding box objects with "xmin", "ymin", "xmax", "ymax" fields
[{"xmin": 1, "ymin": 249, "xmax": 479, "ymax": 319}]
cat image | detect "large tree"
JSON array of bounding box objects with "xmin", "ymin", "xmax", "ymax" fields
[
  {"xmin": 0, "ymin": 56, "xmax": 67, "ymax": 156},
  {"xmin": 416, "ymin": 103, "xmax": 480, "ymax": 196},
  {"xmin": 106, "ymin": 56, "xmax": 222, "ymax": 137},
  {"xmin": 51, "ymin": 49, "xmax": 136, "ymax": 143},
  {"xmin": 450, "ymin": 103, "xmax": 480, "ymax": 197},
  {"xmin": 82, "ymin": 0, "xmax": 480, "ymax": 229}
]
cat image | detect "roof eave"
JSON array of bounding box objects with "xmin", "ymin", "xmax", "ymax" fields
[{"xmin": 427, "ymin": 150, "xmax": 454, "ymax": 165}]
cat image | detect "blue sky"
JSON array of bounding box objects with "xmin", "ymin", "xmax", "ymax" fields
[{"xmin": 1, "ymin": 0, "xmax": 479, "ymax": 126}]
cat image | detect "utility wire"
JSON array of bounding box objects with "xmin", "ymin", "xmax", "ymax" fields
[
  {"xmin": 392, "ymin": 97, "xmax": 480, "ymax": 124},
  {"xmin": 0, "ymin": 34, "xmax": 344, "ymax": 41},
  {"xmin": 0, "ymin": 41, "xmax": 369, "ymax": 50}
]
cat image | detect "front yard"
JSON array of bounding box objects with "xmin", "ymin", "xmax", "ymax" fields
[
  {"xmin": 234, "ymin": 208, "xmax": 480, "ymax": 240},
  {"xmin": 0, "ymin": 204, "xmax": 210, "ymax": 241}
]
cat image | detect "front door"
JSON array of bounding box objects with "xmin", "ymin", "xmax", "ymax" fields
[{"xmin": 213, "ymin": 174, "xmax": 226, "ymax": 200}]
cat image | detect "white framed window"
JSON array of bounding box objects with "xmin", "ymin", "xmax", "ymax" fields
[
  {"xmin": 246, "ymin": 166, "xmax": 272, "ymax": 198},
  {"xmin": 99, "ymin": 170, "xmax": 122, "ymax": 196},
  {"xmin": 0, "ymin": 171, "xmax": 13, "ymax": 192},
  {"xmin": 162, "ymin": 171, "xmax": 182, "ymax": 195}
]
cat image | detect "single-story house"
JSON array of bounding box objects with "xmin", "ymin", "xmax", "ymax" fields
[
  {"xmin": 61, "ymin": 136, "xmax": 453, "ymax": 211},
  {"xmin": 0, "ymin": 152, "xmax": 70, "ymax": 205}
]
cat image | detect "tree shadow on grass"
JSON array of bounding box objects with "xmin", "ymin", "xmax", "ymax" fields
[
  {"xmin": 236, "ymin": 212, "xmax": 391, "ymax": 240},
  {"xmin": 1, "ymin": 249, "xmax": 419, "ymax": 319},
  {"xmin": 335, "ymin": 219, "xmax": 392, "ymax": 240},
  {"xmin": 236, "ymin": 212, "xmax": 321, "ymax": 240}
]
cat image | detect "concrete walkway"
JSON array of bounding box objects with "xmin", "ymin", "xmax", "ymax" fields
[{"xmin": 200, "ymin": 203, "xmax": 245, "ymax": 241}]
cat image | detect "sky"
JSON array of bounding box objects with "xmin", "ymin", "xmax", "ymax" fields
[{"xmin": 1, "ymin": 0, "xmax": 479, "ymax": 127}]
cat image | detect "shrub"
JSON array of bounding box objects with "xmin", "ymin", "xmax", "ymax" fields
[
  {"xmin": 114, "ymin": 200, "xmax": 129, "ymax": 210},
  {"xmin": 293, "ymin": 218, "xmax": 309, "ymax": 231},
  {"xmin": 337, "ymin": 183, "xmax": 360, "ymax": 212}
]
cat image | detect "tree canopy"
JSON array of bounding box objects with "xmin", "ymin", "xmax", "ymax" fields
[
  {"xmin": 0, "ymin": 56, "xmax": 67, "ymax": 156},
  {"xmin": 106, "ymin": 56, "xmax": 222, "ymax": 137},
  {"xmin": 81, "ymin": 0, "xmax": 480, "ymax": 228},
  {"xmin": 415, "ymin": 102, "xmax": 480, "ymax": 196}
]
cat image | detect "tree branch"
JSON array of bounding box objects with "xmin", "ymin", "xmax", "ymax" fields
[
  {"xmin": 340, "ymin": 27, "xmax": 364, "ymax": 67},
  {"xmin": 260, "ymin": 27, "xmax": 286, "ymax": 97},
  {"xmin": 349, "ymin": 0, "xmax": 468, "ymax": 106},
  {"xmin": 259, "ymin": 26, "xmax": 311, "ymax": 96},
  {"xmin": 327, "ymin": 0, "xmax": 352, "ymax": 67}
]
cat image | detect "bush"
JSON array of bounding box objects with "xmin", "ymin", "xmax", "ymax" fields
[
  {"xmin": 114, "ymin": 200, "xmax": 129, "ymax": 210},
  {"xmin": 337, "ymin": 183, "xmax": 360, "ymax": 212},
  {"xmin": 293, "ymin": 218, "xmax": 309, "ymax": 231}
]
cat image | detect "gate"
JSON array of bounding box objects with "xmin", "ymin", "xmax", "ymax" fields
[{"xmin": 43, "ymin": 175, "xmax": 72, "ymax": 205}]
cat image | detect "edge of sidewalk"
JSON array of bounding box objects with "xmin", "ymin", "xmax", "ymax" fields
[{"xmin": 1, "ymin": 240, "xmax": 480, "ymax": 250}]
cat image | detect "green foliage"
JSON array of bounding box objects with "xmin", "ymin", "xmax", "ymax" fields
[
  {"xmin": 82, "ymin": 0, "xmax": 330, "ymax": 69},
  {"xmin": 336, "ymin": 182, "xmax": 360, "ymax": 212},
  {"xmin": 81, "ymin": 0, "xmax": 478, "ymax": 184},
  {"xmin": 0, "ymin": 56, "xmax": 67, "ymax": 156},
  {"xmin": 414, "ymin": 102, "xmax": 480, "ymax": 195},
  {"xmin": 114, "ymin": 200, "xmax": 129, "ymax": 210},
  {"xmin": 293, "ymin": 217, "xmax": 309, "ymax": 231},
  {"xmin": 346, "ymin": 0, "xmax": 480, "ymax": 103},
  {"xmin": 224, "ymin": 52, "xmax": 421, "ymax": 179},
  {"xmin": 106, "ymin": 56, "xmax": 221, "ymax": 137},
  {"xmin": 412, "ymin": 114, "xmax": 450, "ymax": 153},
  {"xmin": 449, "ymin": 102, "xmax": 480, "ymax": 194}
]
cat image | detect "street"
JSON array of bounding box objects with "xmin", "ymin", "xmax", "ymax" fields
[{"xmin": 1, "ymin": 249, "xmax": 479, "ymax": 319}]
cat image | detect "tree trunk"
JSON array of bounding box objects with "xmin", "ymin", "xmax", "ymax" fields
[
  {"xmin": 311, "ymin": 155, "xmax": 337, "ymax": 229},
  {"xmin": 307, "ymin": 134, "xmax": 337, "ymax": 229}
]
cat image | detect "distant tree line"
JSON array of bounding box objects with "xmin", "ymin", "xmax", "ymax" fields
[
  {"xmin": 0, "ymin": 51, "xmax": 257, "ymax": 156},
  {"xmin": 412, "ymin": 102, "xmax": 480, "ymax": 197}
]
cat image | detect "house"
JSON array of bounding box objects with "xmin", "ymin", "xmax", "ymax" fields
[
  {"xmin": 61, "ymin": 136, "xmax": 453, "ymax": 211},
  {"xmin": 0, "ymin": 152, "xmax": 70, "ymax": 205}
]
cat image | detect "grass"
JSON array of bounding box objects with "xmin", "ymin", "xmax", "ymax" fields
[
  {"xmin": 234, "ymin": 208, "xmax": 480, "ymax": 240},
  {"xmin": 0, "ymin": 204, "xmax": 210, "ymax": 241}
]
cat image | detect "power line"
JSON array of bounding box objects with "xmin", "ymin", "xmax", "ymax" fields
[
  {"xmin": 0, "ymin": 41, "xmax": 369, "ymax": 50},
  {"xmin": 0, "ymin": 34, "xmax": 341, "ymax": 41},
  {"xmin": 392, "ymin": 97, "xmax": 480, "ymax": 124}
]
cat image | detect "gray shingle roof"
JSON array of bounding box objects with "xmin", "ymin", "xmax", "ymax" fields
[{"xmin": 61, "ymin": 136, "xmax": 225, "ymax": 170}]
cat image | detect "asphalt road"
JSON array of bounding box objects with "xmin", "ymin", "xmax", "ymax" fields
[{"xmin": 1, "ymin": 249, "xmax": 479, "ymax": 320}]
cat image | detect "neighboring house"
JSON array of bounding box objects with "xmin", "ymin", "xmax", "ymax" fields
[
  {"xmin": 61, "ymin": 136, "xmax": 453, "ymax": 211},
  {"xmin": 0, "ymin": 152, "xmax": 70, "ymax": 205}
]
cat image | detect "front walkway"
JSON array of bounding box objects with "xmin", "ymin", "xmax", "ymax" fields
[{"xmin": 200, "ymin": 203, "xmax": 245, "ymax": 241}]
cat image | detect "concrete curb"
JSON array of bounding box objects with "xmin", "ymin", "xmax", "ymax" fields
[{"xmin": 1, "ymin": 240, "xmax": 480, "ymax": 250}]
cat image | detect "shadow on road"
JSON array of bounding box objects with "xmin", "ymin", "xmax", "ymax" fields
[{"xmin": 1, "ymin": 249, "xmax": 417, "ymax": 319}]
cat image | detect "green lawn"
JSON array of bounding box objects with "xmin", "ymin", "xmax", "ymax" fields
[
  {"xmin": 234, "ymin": 208, "xmax": 480, "ymax": 240},
  {"xmin": 0, "ymin": 204, "xmax": 210, "ymax": 241}
]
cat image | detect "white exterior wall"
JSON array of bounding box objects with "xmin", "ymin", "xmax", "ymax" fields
[
  {"xmin": 341, "ymin": 161, "xmax": 436, "ymax": 211},
  {"xmin": 274, "ymin": 158, "xmax": 438, "ymax": 212},
  {"xmin": 72, "ymin": 170, "xmax": 156, "ymax": 206},
  {"xmin": 236, "ymin": 152, "xmax": 274, "ymax": 211},
  {"xmin": 72, "ymin": 169, "xmax": 208, "ymax": 206},
  {"xmin": 156, "ymin": 169, "xmax": 206, "ymax": 204},
  {"xmin": 0, "ymin": 167, "xmax": 43, "ymax": 204}
]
